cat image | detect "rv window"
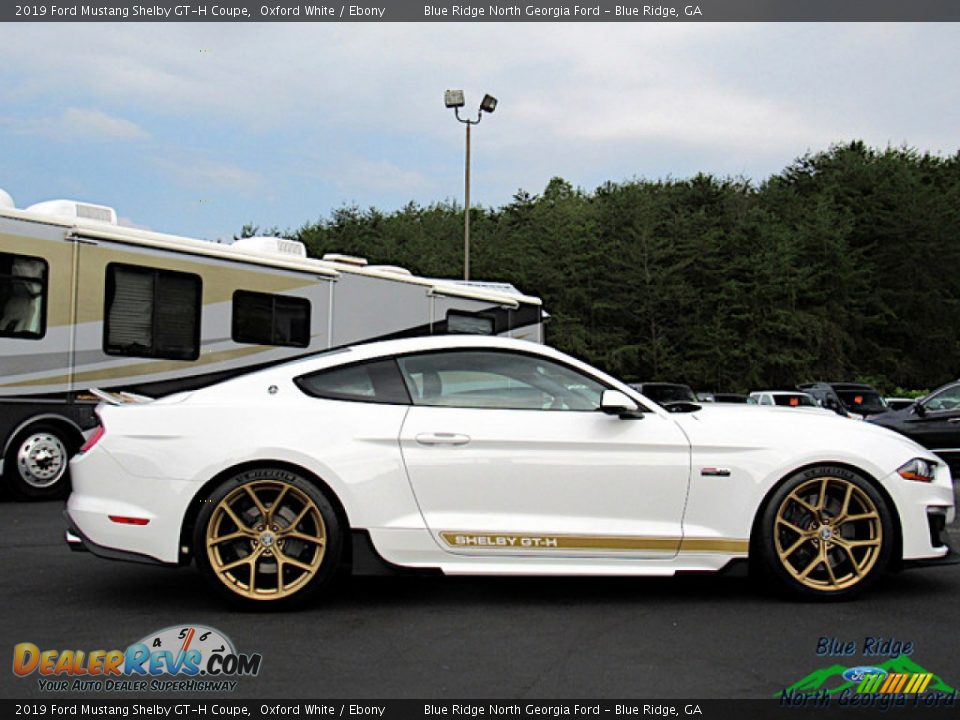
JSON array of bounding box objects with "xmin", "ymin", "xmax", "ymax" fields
[
  {"xmin": 104, "ymin": 264, "xmax": 201, "ymax": 360},
  {"xmin": 0, "ymin": 252, "xmax": 47, "ymax": 340},
  {"xmin": 295, "ymin": 359, "xmax": 411, "ymax": 405},
  {"xmin": 232, "ymin": 290, "xmax": 310, "ymax": 348},
  {"xmin": 447, "ymin": 311, "xmax": 495, "ymax": 336}
]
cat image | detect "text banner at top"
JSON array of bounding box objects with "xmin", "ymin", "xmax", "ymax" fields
[{"xmin": 4, "ymin": 1, "xmax": 960, "ymax": 22}]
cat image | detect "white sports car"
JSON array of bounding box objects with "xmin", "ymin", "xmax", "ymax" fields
[{"xmin": 66, "ymin": 336, "xmax": 956, "ymax": 606}]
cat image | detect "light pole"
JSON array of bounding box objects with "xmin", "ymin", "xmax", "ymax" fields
[{"xmin": 444, "ymin": 89, "xmax": 497, "ymax": 281}]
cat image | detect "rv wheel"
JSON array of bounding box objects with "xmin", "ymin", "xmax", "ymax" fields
[{"xmin": 4, "ymin": 426, "xmax": 72, "ymax": 500}]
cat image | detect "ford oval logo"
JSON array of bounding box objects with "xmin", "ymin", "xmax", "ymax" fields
[{"xmin": 843, "ymin": 666, "xmax": 888, "ymax": 682}]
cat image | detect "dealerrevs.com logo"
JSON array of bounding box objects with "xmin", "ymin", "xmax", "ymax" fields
[{"xmin": 12, "ymin": 624, "xmax": 262, "ymax": 692}]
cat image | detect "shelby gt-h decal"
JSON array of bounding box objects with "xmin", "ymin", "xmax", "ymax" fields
[
  {"xmin": 439, "ymin": 532, "xmax": 749, "ymax": 553},
  {"xmin": 65, "ymin": 335, "xmax": 955, "ymax": 606}
]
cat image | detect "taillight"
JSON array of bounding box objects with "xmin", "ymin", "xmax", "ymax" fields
[{"xmin": 79, "ymin": 426, "xmax": 105, "ymax": 453}]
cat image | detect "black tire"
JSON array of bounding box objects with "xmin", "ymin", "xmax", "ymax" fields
[
  {"xmin": 3, "ymin": 425, "xmax": 74, "ymax": 501},
  {"xmin": 755, "ymin": 465, "xmax": 893, "ymax": 600},
  {"xmin": 193, "ymin": 467, "xmax": 343, "ymax": 608}
]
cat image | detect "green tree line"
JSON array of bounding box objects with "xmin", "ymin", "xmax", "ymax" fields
[{"xmin": 250, "ymin": 142, "xmax": 960, "ymax": 393}]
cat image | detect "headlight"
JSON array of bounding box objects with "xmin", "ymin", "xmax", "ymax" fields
[{"xmin": 897, "ymin": 458, "xmax": 937, "ymax": 483}]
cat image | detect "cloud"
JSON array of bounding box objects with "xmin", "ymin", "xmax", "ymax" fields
[
  {"xmin": 0, "ymin": 23, "xmax": 956, "ymax": 238},
  {"xmin": 332, "ymin": 157, "xmax": 434, "ymax": 195},
  {"xmin": 34, "ymin": 107, "xmax": 150, "ymax": 142},
  {"xmin": 152, "ymin": 156, "xmax": 264, "ymax": 194},
  {"xmin": 1, "ymin": 24, "xmax": 956, "ymax": 155}
]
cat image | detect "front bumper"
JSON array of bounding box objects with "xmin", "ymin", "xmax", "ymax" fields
[
  {"xmin": 901, "ymin": 509, "xmax": 960, "ymax": 568},
  {"xmin": 882, "ymin": 462, "xmax": 955, "ymax": 562}
]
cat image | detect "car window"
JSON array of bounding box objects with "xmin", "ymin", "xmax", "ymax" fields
[
  {"xmin": 922, "ymin": 384, "xmax": 960, "ymax": 412},
  {"xmin": 836, "ymin": 390, "xmax": 886, "ymax": 412},
  {"xmin": 295, "ymin": 359, "xmax": 411, "ymax": 404},
  {"xmin": 396, "ymin": 350, "xmax": 606, "ymax": 411},
  {"xmin": 773, "ymin": 394, "xmax": 817, "ymax": 407}
]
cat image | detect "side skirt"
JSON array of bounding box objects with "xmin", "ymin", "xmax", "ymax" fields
[{"xmin": 350, "ymin": 530, "xmax": 442, "ymax": 577}]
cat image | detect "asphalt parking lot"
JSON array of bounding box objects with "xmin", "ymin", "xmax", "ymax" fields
[{"xmin": 1, "ymin": 498, "xmax": 958, "ymax": 700}]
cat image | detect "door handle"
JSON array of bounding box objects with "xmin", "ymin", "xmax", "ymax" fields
[
  {"xmin": 947, "ymin": 418, "xmax": 960, "ymax": 424},
  {"xmin": 415, "ymin": 432, "xmax": 471, "ymax": 446}
]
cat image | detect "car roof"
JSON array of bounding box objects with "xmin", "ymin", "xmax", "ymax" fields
[
  {"xmin": 802, "ymin": 382, "xmax": 876, "ymax": 391},
  {"xmin": 253, "ymin": 335, "xmax": 611, "ymax": 385},
  {"xmin": 341, "ymin": 335, "xmax": 562, "ymax": 362}
]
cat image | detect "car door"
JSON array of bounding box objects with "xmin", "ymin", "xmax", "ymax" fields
[
  {"xmin": 396, "ymin": 349, "xmax": 692, "ymax": 559},
  {"xmin": 901, "ymin": 384, "xmax": 960, "ymax": 453}
]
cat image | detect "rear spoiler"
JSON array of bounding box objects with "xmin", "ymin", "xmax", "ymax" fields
[{"xmin": 88, "ymin": 388, "xmax": 154, "ymax": 406}]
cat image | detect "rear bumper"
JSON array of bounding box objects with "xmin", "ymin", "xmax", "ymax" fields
[
  {"xmin": 63, "ymin": 509, "xmax": 171, "ymax": 566},
  {"xmin": 68, "ymin": 445, "xmax": 192, "ymax": 564}
]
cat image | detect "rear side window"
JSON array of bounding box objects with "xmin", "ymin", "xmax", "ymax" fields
[
  {"xmin": 232, "ymin": 290, "xmax": 310, "ymax": 348},
  {"xmin": 104, "ymin": 263, "xmax": 201, "ymax": 360},
  {"xmin": 0, "ymin": 252, "xmax": 47, "ymax": 339},
  {"xmin": 295, "ymin": 359, "xmax": 411, "ymax": 405}
]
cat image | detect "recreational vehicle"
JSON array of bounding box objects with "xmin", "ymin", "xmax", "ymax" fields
[{"xmin": 0, "ymin": 189, "xmax": 543, "ymax": 500}]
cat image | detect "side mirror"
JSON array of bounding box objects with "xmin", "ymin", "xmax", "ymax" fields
[
  {"xmin": 601, "ymin": 390, "xmax": 643, "ymax": 419},
  {"xmin": 914, "ymin": 402, "xmax": 926, "ymax": 417}
]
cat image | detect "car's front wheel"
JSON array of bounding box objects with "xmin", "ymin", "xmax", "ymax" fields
[
  {"xmin": 194, "ymin": 468, "xmax": 343, "ymax": 607},
  {"xmin": 756, "ymin": 466, "xmax": 892, "ymax": 600}
]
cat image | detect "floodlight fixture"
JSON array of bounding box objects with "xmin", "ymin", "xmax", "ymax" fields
[
  {"xmin": 444, "ymin": 89, "xmax": 465, "ymax": 109},
  {"xmin": 480, "ymin": 94, "xmax": 498, "ymax": 113}
]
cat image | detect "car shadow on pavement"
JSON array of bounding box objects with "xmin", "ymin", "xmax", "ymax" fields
[{"xmin": 62, "ymin": 556, "xmax": 957, "ymax": 614}]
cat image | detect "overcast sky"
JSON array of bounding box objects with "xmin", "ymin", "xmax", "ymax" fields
[{"xmin": 1, "ymin": 23, "xmax": 957, "ymax": 240}]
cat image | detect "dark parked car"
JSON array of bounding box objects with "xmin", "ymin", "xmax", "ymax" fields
[
  {"xmin": 798, "ymin": 382, "xmax": 887, "ymax": 418},
  {"xmin": 869, "ymin": 380, "xmax": 960, "ymax": 476}
]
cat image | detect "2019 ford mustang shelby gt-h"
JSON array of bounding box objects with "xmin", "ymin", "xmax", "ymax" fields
[{"xmin": 65, "ymin": 336, "xmax": 956, "ymax": 606}]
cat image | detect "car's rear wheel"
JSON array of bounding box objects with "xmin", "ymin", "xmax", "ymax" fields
[
  {"xmin": 757, "ymin": 466, "xmax": 892, "ymax": 600},
  {"xmin": 194, "ymin": 468, "xmax": 343, "ymax": 607},
  {"xmin": 4, "ymin": 425, "xmax": 73, "ymax": 500}
]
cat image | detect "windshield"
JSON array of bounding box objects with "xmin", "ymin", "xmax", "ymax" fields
[
  {"xmin": 773, "ymin": 394, "xmax": 817, "ymax": 407},
  {"xmin": 837, "ymin": 390, "xmax": 886, "ymax": 412},
  {"xmin": 642, "ymin": 384, "xmax": 696, "ymax": 404}
]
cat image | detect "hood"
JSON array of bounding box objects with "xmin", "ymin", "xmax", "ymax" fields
[{"xmin": 672, "ymin": 403, "xmax": 934, "ymax": 473}]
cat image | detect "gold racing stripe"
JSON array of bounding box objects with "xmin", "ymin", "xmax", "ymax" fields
[{"xmin": 439, "ymin": 532, "xmax": 748, "ymax": 554}]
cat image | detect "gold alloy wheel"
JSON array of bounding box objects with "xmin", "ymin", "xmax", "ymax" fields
[
  {"xmin": 205, "ymin": 480, "xmax": 326, "ymax": 600},
  {"xmin": 774, "ymin": 476, "xmax": 883, "ymax": 592}
]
